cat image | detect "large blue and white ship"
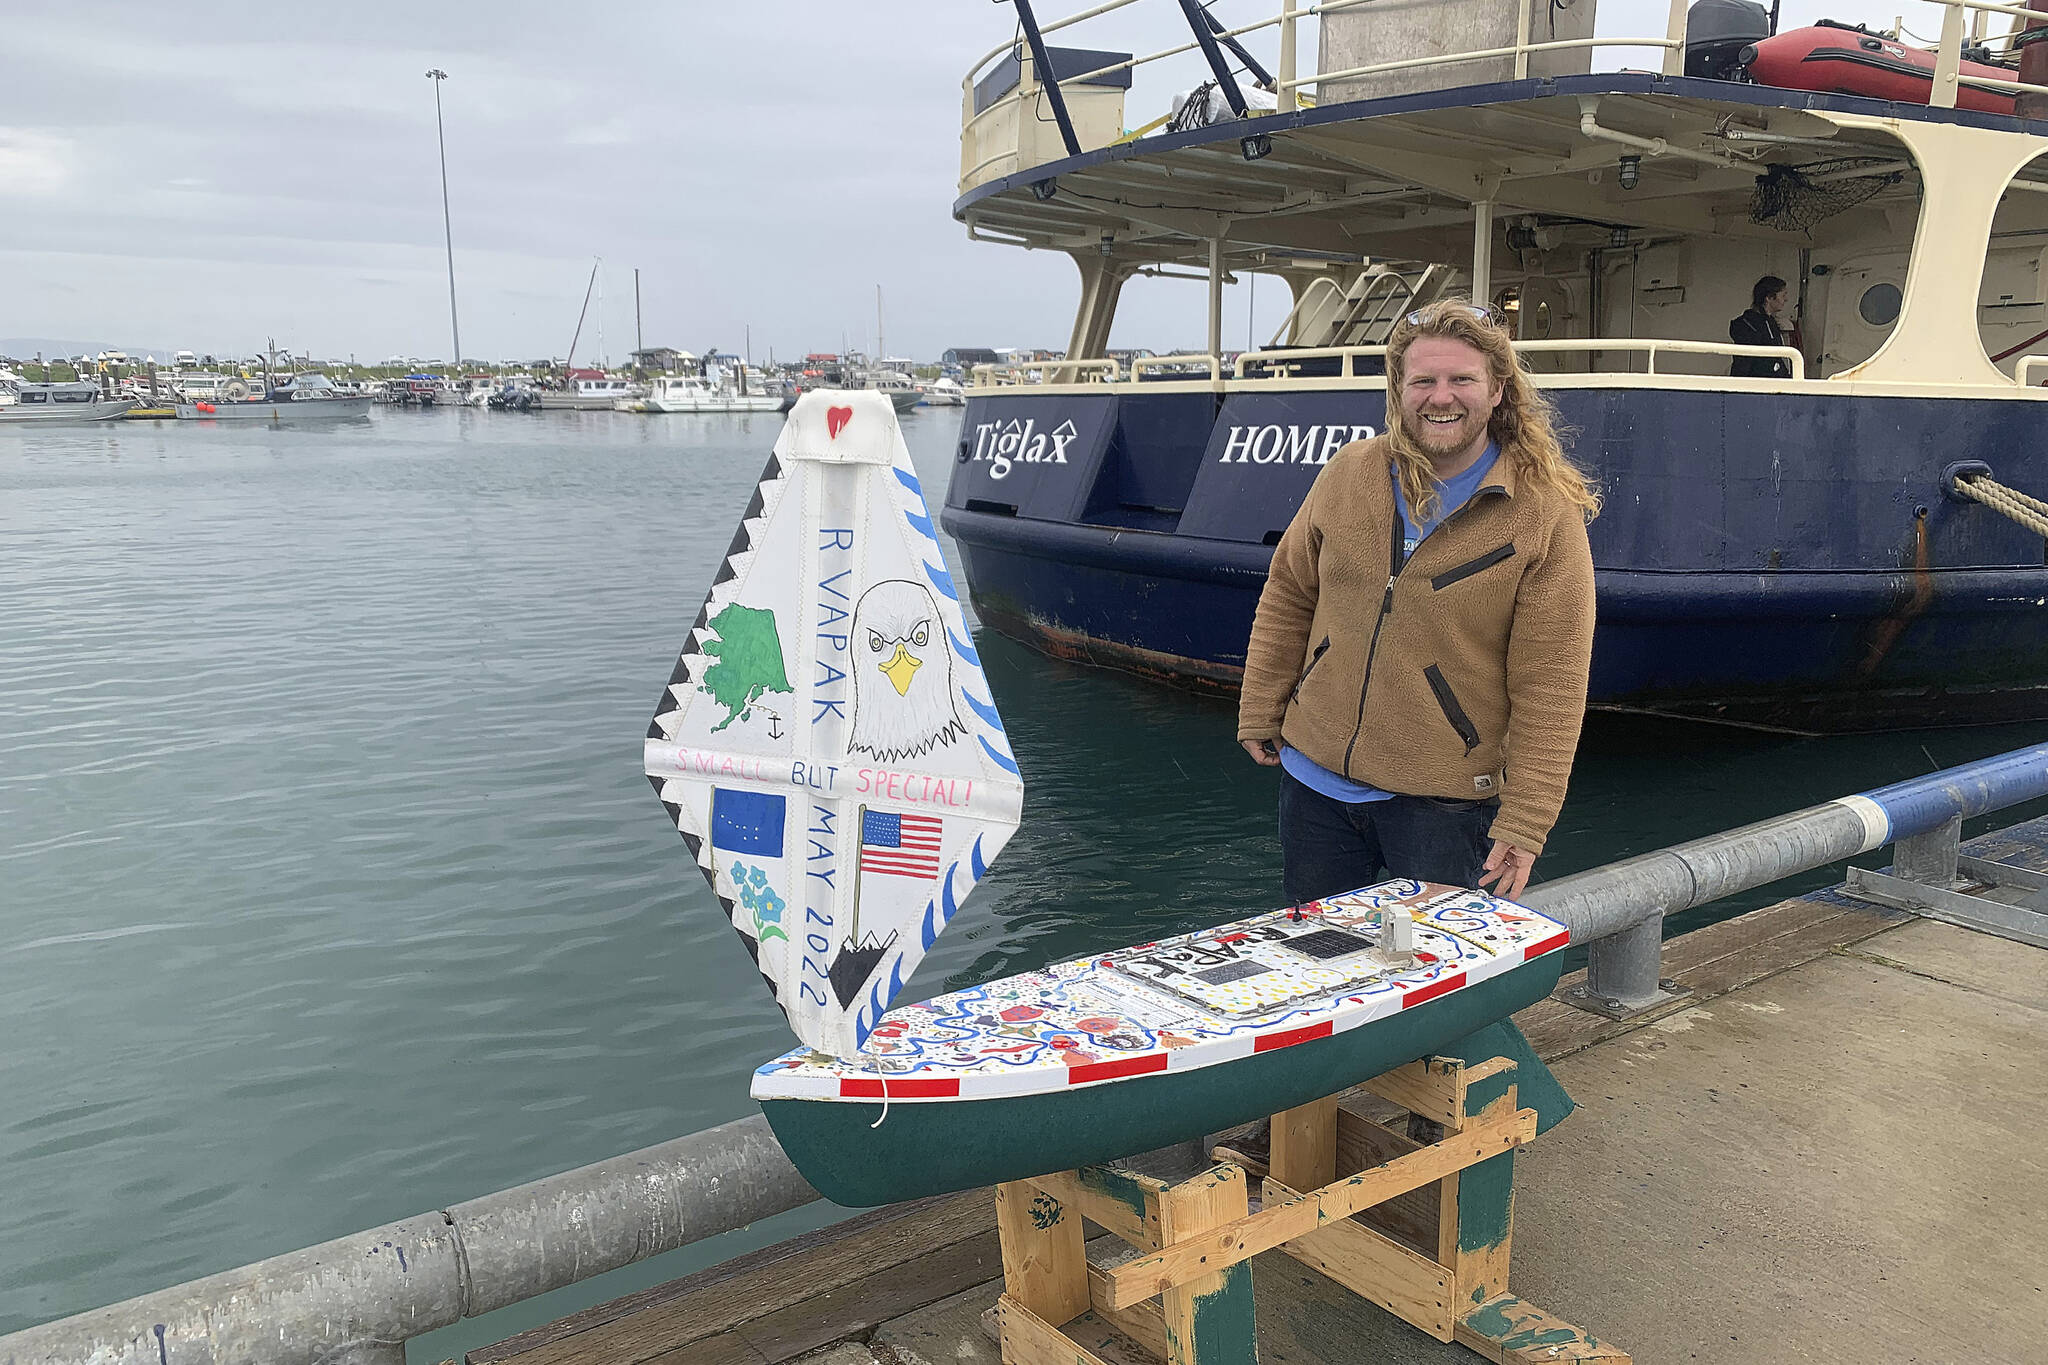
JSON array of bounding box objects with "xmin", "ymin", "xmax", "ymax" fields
[{"xmin": 940, "ymin": 0, "xmax": 2048, "ymax": 731}]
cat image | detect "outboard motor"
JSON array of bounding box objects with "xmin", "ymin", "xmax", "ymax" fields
[{"xmin": 1686, "ymin": 0, "xmax": 1773, "ymax": 79}]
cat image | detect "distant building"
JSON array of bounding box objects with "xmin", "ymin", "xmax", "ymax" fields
[
  {"xmin": 943, "ymin": 347, "xmax": 999, "ymax": 367},
  {"xmin": 630, "ymin": 346, "xmax": 687, "ymax": 373}
]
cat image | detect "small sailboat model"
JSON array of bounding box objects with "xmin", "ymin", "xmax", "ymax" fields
[{"xmin": 648, "ymin": 391, "xmax": 1571, "ymax": 1208}]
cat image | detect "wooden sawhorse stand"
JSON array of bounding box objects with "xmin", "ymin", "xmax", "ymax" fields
[{"xmin": 993, "ymin": 1054, "xmax": 1629, "ymax": 1364}]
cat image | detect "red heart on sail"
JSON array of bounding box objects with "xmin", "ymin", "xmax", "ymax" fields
[{"xmin": 825, "ymin": 405, "xmax": 853, "ymax": 440}]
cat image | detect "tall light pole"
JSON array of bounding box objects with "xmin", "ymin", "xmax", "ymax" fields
[{"xmin": 426, "ymin": 68, "xmax": 462, "ymax": 372}]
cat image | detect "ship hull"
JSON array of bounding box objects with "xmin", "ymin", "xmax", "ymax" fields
[
  {"xmin": 761, "ymin": 957, "xmax": 1560, "ymax": 1206},
  {"xmin": 0, "ymin": 400, "xmax": 136, "ymax": 423},
  {"xmin": 940, "ymin": 386, "xmax": 2048, "ymax": 731}
]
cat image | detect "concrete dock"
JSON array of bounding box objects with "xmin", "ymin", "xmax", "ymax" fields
[{"xmin": 468, "ymin": 818, "xmax": 2048, "ymax": 1365}]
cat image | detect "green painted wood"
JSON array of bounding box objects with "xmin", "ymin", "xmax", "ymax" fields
[
  {"xmin": 1438, "ymin": 1018, "xmax": 1574, "ymax": 1134},
  {"xmin": 761, "ymin": 957, "xmax": 1563, "ymax": 1207},
  {"xmin": 1461, "ymin": 1294, "xmax": 1609, "ymax": 1354},
  {"xmin": 1074, "ymin": 1164, "xmax": 1158, "ymax": 1222},
  {"xmin": 1453, "ymin": 1029, "xmax": 1540, "ymax": 1265},
  {"xmin": 1184, "ymin": 1264, "xmax": 1258, "ymax": 1365}
]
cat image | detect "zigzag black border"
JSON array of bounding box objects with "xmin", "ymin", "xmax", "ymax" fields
[{"xmin": 645, "ymin": 450, "xmax": 789, "ymax": 1009}]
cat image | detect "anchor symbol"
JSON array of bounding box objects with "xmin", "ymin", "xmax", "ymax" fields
[{"xmin": 767, "ymin": 715, "xmax": 784, "ymax": 739}]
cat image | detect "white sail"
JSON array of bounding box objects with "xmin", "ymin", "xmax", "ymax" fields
[{"xmin": 645, "ymin": 391, "xmax": 1025, "ymax": 1057}]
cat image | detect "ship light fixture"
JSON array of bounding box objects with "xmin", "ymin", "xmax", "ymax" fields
[
  {"xmin": 1031, "ymin": 178, "xmax": 1059, "ymax": 201},
  {"xmin": 1241, "ymin": 131, "xmax": 1273, "ymax": 162},
  {"xmin": 1618, "ymin": 154, "xmax": 1641, "ymax": 189}
]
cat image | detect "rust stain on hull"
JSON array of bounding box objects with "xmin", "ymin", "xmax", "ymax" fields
[{"xmin": 1859, "ymin": 509, "xmax": 1934, "ymax": 680}]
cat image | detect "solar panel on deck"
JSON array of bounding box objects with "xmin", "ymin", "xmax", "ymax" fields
[
  {"xmin": 1282, "ymin": 927, "xmax": 1379, "ymax": 960},
  {"xmin": 1193, "ymin": 960, "xmax": 1270, "ymax": 985}
]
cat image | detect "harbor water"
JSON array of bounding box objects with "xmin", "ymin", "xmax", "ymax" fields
[{"xmin": 3, "ymin": 405, "xmax": 2043, "ymax": 1362}]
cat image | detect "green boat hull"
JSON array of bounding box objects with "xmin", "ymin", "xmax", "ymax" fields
[{"xmin": 760, "ymin": 955, "xmax": 1566, "ymax": 1207}]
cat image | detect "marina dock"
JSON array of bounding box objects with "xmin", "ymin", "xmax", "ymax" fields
[{"xmin": 465, "ymin": 815, "xmax": 2048, "ymax": 1365}]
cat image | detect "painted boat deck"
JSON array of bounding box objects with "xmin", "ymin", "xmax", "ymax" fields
[{"xmin": 468, "ymin": 815, "xmax": 2048, "ymax": 1365}]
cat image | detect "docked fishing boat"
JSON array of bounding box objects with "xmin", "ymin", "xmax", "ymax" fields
[
  {"xmin": 860, "ymin": 365, "xmax": 926, "ymax": 414},
  {"xmin": 540, "ymin": 369, "xmax": 644, "ymax": 410},
  {"xmin": 920, "ymin": 376, "xmax": 968, "ymax": 406},
  {"xmin": 620, "ymin": 371, "xmax": 782, "ymax": 413},
  {"xmin": 174, "ymin": 371, "xmax": 371, "ymax": 421},
  {"xmin": 0, "ymin": 381, "xmax": 135, "ymax": 423},
  {"xmin": 939, "ymin": 0, "xmax": 2048, "ymax": 731}
]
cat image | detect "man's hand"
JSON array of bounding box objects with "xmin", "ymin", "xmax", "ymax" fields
[
  {"xmin": 1240, "ymin": 739, "xmax": 1281, "ymax": 766},
  {"xmin": 1477, "ymin": 840, "xmax": 1536, "ymax": 900}
]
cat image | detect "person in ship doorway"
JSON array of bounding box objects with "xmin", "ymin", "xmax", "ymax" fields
[
  {"xmin": 1728, "ymin": 276, "xmax": 1797, "ymax": 378},
  {"xmin": 1237, "ymin": 299, "xmax": 1599, "ymax": 906}
]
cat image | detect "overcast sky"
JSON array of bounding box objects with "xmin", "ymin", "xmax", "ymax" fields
[{"xmin": 1, "ymin": 0, "xmax": 1923, "ymax": 365}]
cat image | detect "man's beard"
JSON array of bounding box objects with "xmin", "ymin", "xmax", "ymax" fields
[{"xmin": 1407, "ymin": 408, "xmax": 1483, "ymax": 456}]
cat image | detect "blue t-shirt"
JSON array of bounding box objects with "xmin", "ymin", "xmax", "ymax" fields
[{"xmin": 1281, "ymin": 444, "xmax": 1500, "ymax": 804}]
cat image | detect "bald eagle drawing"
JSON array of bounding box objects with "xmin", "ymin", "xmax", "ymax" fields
[{"xmin": 848, "ymin": 579, "xmax": 967, "ymax": 763}]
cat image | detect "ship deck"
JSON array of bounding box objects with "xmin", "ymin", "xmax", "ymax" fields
[{"xmin": 468, "ymin": 815, "xmax": 2048, "ymax": 1365}]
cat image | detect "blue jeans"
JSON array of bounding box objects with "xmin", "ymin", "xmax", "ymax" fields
[{"xmin": 1278, "ymin": 770, "xmax": 1497, "ymax": 904}]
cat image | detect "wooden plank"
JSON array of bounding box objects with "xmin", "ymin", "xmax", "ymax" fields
[
  {"xmin": 1334, "ymin": 1105, "xmax": 1439, "ymax": 1256},
  {"xmin": 1028, "ymin": 1166, "xmax": 1164, "ymax": 1248},
  {"xmin": 997, "ymin": 1294, "xmax": 1117, "ymax": 1365},
  {"xmin": 1265, "ymin": 1177, "xmax": 1455, "ymax": 1340},
  {"xmin": 1456, "ymin": 1293, "xmax": 1632, "ymax": 1363},
  {"xmin": 998, "ymin": 1181, "xmax": 1091, "ymax": 1326},
  {"xmin": 1361, "ymin": 1056, "xmax": 1466, "ymax": 1130},
  {"xmin": 1101, "ymin": 1107, "xmax": 1533, "ymax": 1311},
  {"xmin": 1268, "ymin": 1094, "xmax": 1339, "ymax": 1193},
  {"xmin": 1086, "ymin": 1263, "xmax": 1169, "ymax": 1359},
  {"xmin": 468, "ymin": 1190, "xmax": 993, "ymax": 1365},
  {"xmin": 1060, "ymin": 1310, "xmax": 1178, "ymax": 1365},
  {"xmin": 1321, "ymin": 1106, "xmax": 1532, "ymax": 1222},
  {"xmin": 637, "ymin": 1336, "xmax": 769, "ymax": 1365},
  {"xmin": 729, "ymin": 1227, "xmax": 1004, "ymax": 1362},
  {"xmin": 1156, "ymin": 1164, "xmax": 1255, "ymax": 1365},
  {"xmin": 1449, "ymin": 1085, "xmax": 1519, "ymax": 1310}
]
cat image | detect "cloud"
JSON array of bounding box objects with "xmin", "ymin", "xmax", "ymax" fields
[
  {"xmin": 0, "ymin": 0, "xmax": 1922, "ymax": 361},
  {"xmin": 0, "ymin": 129, "xmax": 73, "ymax": 197}
]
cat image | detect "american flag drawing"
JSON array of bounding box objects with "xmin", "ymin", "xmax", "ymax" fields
[{"xmin": 860, "ymin": 810, "xmax": 942, "ymax": 880}]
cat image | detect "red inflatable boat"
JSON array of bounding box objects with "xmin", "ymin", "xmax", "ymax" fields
[{"xmin": 1743, "ymin": 23, "xmax": 2020, "ymax": 116}]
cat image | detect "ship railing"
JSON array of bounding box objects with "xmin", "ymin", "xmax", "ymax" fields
[
  {"xmin": 5, "ymin": 742, "xmax": 2046, "ymax": 1365},
  {"xmin": 971, "ymin": 357, "xmax": 1122, "ymax": 386},
  {"xmin": 1131, "ymin": 353, "xmax": 1223, "ymax": 381},
  {"xmin": 1918, "ymin": 0, "xmax": 2048, "ymax": 109},
  {"xmin": 1234, "ymin": 338, "xmax": 1806, "ymax": 379},
  {"xmin": 962, "ymin": 0, "xmax": 2048, "ymax": 196},
  {"xmin": 2014, "ymin": 354, "xmax": 2048, "ymax": 386},
  {"xmin": 959, "ymin": 0, "xmax": 1696, "ymax": 192}
]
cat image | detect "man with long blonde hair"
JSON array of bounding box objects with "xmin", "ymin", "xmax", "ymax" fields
[{"xmin": 1238, "ymin": 299, "xmax": 1598, "ymax": 903}]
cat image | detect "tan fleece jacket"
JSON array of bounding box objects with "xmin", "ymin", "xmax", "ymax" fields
[{"xmin": 1237, "ymin": 435, "xmax": 1595, "ymax": 855}]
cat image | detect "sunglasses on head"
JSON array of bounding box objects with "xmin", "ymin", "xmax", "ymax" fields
[{"xmin": 1405, "ymin": 304, "xmax": 1504, "ymax": 328}]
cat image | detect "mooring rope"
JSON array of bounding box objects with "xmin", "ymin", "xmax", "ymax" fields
[{"xmin": 1955, "ymin": 472, "xmax": 2048, "ymax": 540}]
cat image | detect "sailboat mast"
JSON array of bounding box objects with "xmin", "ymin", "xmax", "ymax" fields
[
  {"xmin": 635, "ymin": 268, "xmax": 643, "ymax": 356},
  {"xmin": 597, "ymin": 264, "xmax": 606, "ymax": 370},
  {"xmin": 876, "ymin": 285, "xmax": 885, "ymax": 363},
  {"xmin": 565, "ymin": 258, "xmax": 599, "ymax": 371}
]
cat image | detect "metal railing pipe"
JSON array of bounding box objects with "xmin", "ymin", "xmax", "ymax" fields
[
  {"xmin": 0, "ymin": 1114, "xmax": 816, "ymax": 1365},
  {"xmin": 1523, "ymin": 742, "xmax": 2048, "ymax": 945}
]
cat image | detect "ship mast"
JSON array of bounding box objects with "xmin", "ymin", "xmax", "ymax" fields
[{"xmin": 564, "ymin": 258, "xmax": 599, "ymax": 372}]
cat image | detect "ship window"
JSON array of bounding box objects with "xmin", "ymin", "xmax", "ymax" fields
[
  {"xmin": 1858, "ymin": 282, "xmax": 1902, "ymax": 328},
  {"xmin": 1979, "ymin": 149, "xmax": 2048, "ymax": 378}
]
